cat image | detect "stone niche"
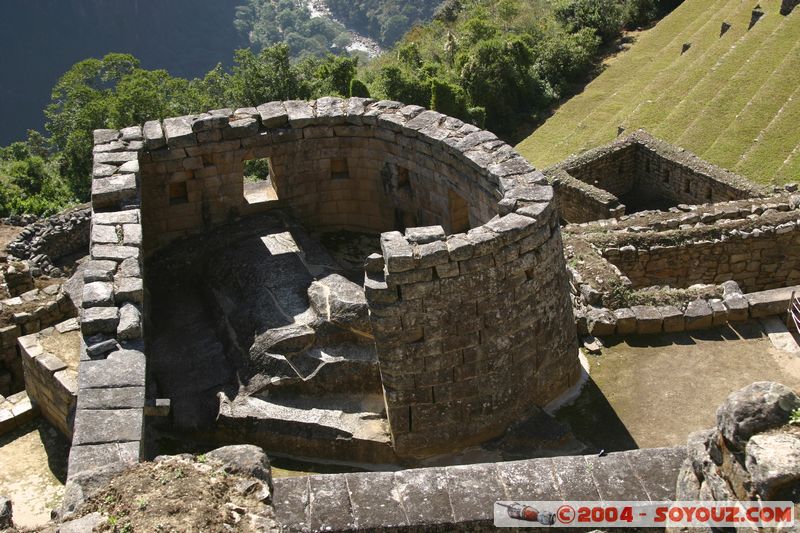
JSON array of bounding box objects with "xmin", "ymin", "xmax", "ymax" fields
[
  {"xmin": 121, "ymin": 98, "xmax": 580, "ymax": 458},
  {"xmin": 545, "ymin": 130, "xmax": 765, "ymax": 222}
]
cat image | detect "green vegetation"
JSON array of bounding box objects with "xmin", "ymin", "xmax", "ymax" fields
[
  {"xmin": 327, "ymin": 0, "xmax": 441, "ymax": 45},
  {"xmin": 356, "ymin": 0, "xmax": 674, "ymax": 132},
  {"xmin": 517, "ymin": 0, "xmax": 800, "ymax": 186},
  {"xmin": 234, "ymin": 0, "xmax": 351, "ymax": 57},
  {"xmin": 0, "ymin": 47, "xmax": 359, "ymax": 217},
  {"xmin": 0, "ymin": 0, "xmax": 676, "ymax": 217}
]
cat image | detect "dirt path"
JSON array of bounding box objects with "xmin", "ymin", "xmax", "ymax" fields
[
  {"xmin": 0, "ymin": 418, "xmax": 69, "ymax": 529},
  {"xmin": 557, "ymin": 320, "xmax": 800, "ymax": 451}
]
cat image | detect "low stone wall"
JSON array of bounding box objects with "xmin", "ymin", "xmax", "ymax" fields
[
  {"xmin": 0, "ymin": 286, "xmax": 76, "ymax": 396},
  {"xmin": 18, "ymin": 319, "xmax": 80, "ymax": 438},
  {"xmin": 601, "ymin": 214, "xmax": 800, "ymax": 293},
  {"xmin": 547, "ymin": 169, "xmax": 625, "ymax": 223},
  {"xmin": 271, "ymin": 446, "xmax": 686, "ymax": 531},
  {"xmin": 580, "ymin": 280, "xmax": 793, "ymax": 337},
  {"xmin": 0, "ymin": 390, "xmax": 37, "ymax": 436},
  {"xmin": 6, "ymin": 205, "xmax": 91, "ymax": 276},
  {"xmin": 64, "ymin": 128, "xmax": 147, "ymax": 514}
]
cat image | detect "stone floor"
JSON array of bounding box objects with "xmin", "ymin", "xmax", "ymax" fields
[
  {"xmin": 557, "ymin": 320, "xmax": 800, "ymax": 452},
  {"xmin": 0, "ymin": 417, "xmax": 68, "ymax": 529}
]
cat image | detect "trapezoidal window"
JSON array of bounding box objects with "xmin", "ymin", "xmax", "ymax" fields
[
  {"xmin": 331, "ymin": 158, "xmax": 349, "ymax": 180},
  {"xmin": 397, "ymin": 166, "xmax": 411, "ymax": 189},
  {"xmin": 449, "ymin": 189, "xmax": 470, "ymax": 233},
  {"xmin": 243, "ymin": 157, "xmax": 278, "ymax": 205},
  {"xmin": 169, "ymin": 181, "xmax": 188, "ymax": 206}
]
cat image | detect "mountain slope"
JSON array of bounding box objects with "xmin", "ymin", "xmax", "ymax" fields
[{"xmin": 516, "ymin": 0, "xmax": 800, "ymax": 185}]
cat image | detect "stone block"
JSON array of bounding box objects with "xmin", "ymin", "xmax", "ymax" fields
[
  {"xmin": 380, "ymin": 232, "xmax": 414, "ymax": 273},
  {"xmin": 82, "ymin": 282, "xmax": 114, "ymax": 308},
  {"xmin": 631, "ymin": 305, "xmax": 663, "ymax": 335},
  {"xmin": 271, "ymin": 477, "xmax": 309, "ymax": 529},
  {"xmin": 405, "ymin": 225, "xmax": 445, "ymax": 244},
  {"xmin": 80, "ymin": 307, "xmax": 119, "ymax": 336},
  {"xmin": 284, "ymin": 100, "xmax": 315, "ymax": 128},
  {"xmin": 414, "ymin": 241, "xmax": 449, "ymax": 268},
  {"xmin": 306, "ymin": 475, "xmax": 354, "ymax": 532},
  {"xmin": 93, "ymin": 129, "xmax": 119, "ymax": 145},
  {"xmin": 587, "ymin": 307, "xmax": 616, "ymax": 337},
  {"xmin": 122, "ymin": 224, "xmax": 142, "ymax": 246},
  {"xmin": 77, "ymin": 387, "xmax": 145, "ymax": 411},
  {"xmin": 92, "ymin": 174, "xmax": 137, "ymax": 208},
  {"xmin": 446, "ymin": 234, "xmax": 474, "ymax": 261},
  {"xmin": 446, "ymin": 463, "xmax": 505, "ymax": 525},
  {"xmin": 585, "ymin": 452, "xmax": 650, "ymax": 501},
  {"xmin": 496, "ymin": 457, "xmax": 559, "ymax": 500},
  {"xmin": 394, "ymin": 467, "xmax": 454, "ymax": 527},
  {"xmin": 143, "ymin": 120, "xmax": 166, "ymax": 150},
  {"xmin": 114, "ymin": 277, "xmax": 143, "ymax": 305},
  {"xmin": 10, "ymin": 395, "xmax": 37, "ymax": 425},
  {"xmin": 36, "ymin": 353, "xmax": 67, "ymax": 374},
  {"xmin": 613, "ymin": 308, "xmax": 636, "ymax": 335},
  {"xmin": 746, "ymin": 286, "xmax": 797, "ymax": 318},
  {"xmin": 78, "ymin": 349, "xmax": 145, "ymax": 390},
  {"xmin": 658, "ymin": 306, "xmax": 685, "ymax": 332},
  {"xmin": 314, "ymin": 96, "xmax": 345, "ymax": 125},
  {"xmin": 257, "ymin": 101, "xmax": 288, "ymax": 128},
  {"xmin": 551, "ymin": 455, "xmax": 601, "ymax": 500},
  {"xmin": 724, "ymin": 294, "xmax": 749, "ymax": 321},
  {"xmin": 91, "ymin": 244, "xmax": 140, "ymax": 262},
  {"xmin": 117, "ymin": 303, "xmax": 142, "ymax": 340},
  {"xmin": 72, "ymin": 408, "xmax": 144, "ymax": 445},
  {"xmin": 163, "ymin": 115, "xmax": 197, "ymax": 148},
  {"xmin": 224, "ymin": 117, "xmax": 259, "ymax": 139},
  {"xmin": 345, "ymin": 472, "xmax": 407, "ymax": 529},
  {"xmin": 625, "ymin": 446, "xmax": 687, "ymax": 501},
  {"xmin": 709, "ymin": 299, "xmax": 728, "ymax": 326},
  {"xmin": 91, "ymin": 224, "xmax": 118, "ymax": 244},
  {"xmin": 684, "ymin": 299, "xmax": 713, "ymax": 331},
  {"xmin": 94, "ymin": 210, "xmax": 139, "ymax": 225},
  {"xmin": 68, "ymin": 442, "xmax": 141, "ymax": 477}
]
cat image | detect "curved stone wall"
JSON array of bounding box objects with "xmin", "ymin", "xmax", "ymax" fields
[{"xmin": 101, "ymin": 98, "xmax": 579, "ymax": 457}]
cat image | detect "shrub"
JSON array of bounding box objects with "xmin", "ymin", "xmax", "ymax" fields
[
  {"xmin": 349, "ymin": 79, "xmax": 371, "ymax": 98},
  {"xmin": 554, "ymin": 0, "xmax": 624, "ymax": 44}
]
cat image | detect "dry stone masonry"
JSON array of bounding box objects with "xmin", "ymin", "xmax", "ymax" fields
[
  {"xmin": 676, "ymin": 382, "xmax": 800, "ymax": 505},
  {"xmin": 68, "ymin": 97, "xmax": 581, "ymax": 495},
  {"xmin": 545, "ymin": 130, "xmax": 765, "ymax": 222},
  {"xmin": 6, "ymin": 205, "xmax": 91, "ymax": 277}
]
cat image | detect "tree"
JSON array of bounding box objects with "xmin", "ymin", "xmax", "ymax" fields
[
  {"xmin": 430, "ymin": 79, "xmax": 467, "ymax": 119},
  {"xmin": 350, "ymin": 79, "xmax": 371, "ymax": 97},
  {"xmin": 226, "ymin": 45, "xmax": 306, "ymax": 107},
  {"xmin": 459, "ymin": 36, "xmax": 544, "ymax": 129},
  {"xmin": 554, "ymin": 0, "xmax": 624, "ymax": 44}
]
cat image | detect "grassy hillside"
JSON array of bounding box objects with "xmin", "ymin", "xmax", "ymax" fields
[{"xmin": 517, "ymin": 0, "xmax": 800, "ymax": 185}]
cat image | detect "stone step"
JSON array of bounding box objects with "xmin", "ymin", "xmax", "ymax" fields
[
  {"xmin": 760, "ymin": 316, "xmax": 800, "ymax": 355},
  {"xmin": 212, "ymin": 392, "xmax": 396, "ymax": 466}
]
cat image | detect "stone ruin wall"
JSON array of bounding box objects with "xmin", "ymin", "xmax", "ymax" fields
[
  {"xmin": 6, "ymin": 205, "xmax": 91, "ymax": 276},
  {"xmin": 548, "ymin": 169, "xmax": 624, "ymax": 223},
  {"xmin": 81, "ymin": 98, "xmax": 580, "ymax": 463},
  {"xmin": 367, "ymin": 206, "xmax": 578, "ymax": 455},
  {"xmin": 603, "ymin": 223, "xmax": 800, "ymax": 293},
  {"xmin": 547, "ymin": 131, "xmax": 765, "ymax": 222}
]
